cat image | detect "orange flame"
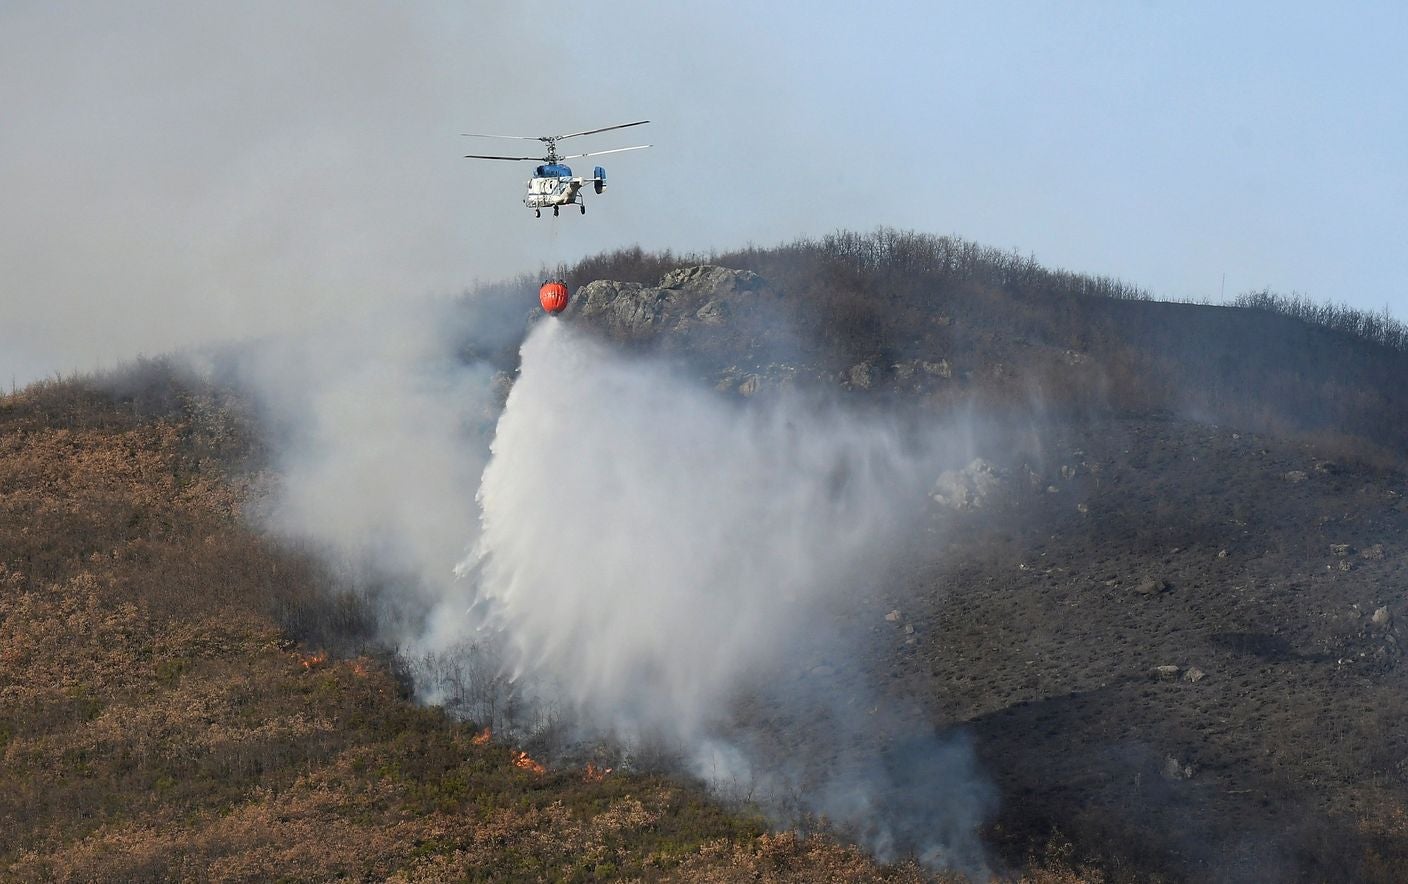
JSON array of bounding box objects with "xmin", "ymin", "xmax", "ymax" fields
[
  {"xmin": 471, "ymin": 727, "xmax": 492, "ymax": 746},
  {"xmin": 513, "ymin": 751, "xmax": 546, "ymax": 775},
  {"xmin": 583, "ymin": 762, "xmax": 613, "ymax": 782},
  {"xmin": 350, "ymin": 659, "xmax": 370, "ymax": 678},
  {"xmin": 297, "ymin": 650, "xmax": 328, "ymax": 670}
]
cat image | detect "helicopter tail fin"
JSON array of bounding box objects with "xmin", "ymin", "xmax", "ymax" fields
[{"xmin": 593, "ymin": 166, "xmax": 606, "ymax": 194}]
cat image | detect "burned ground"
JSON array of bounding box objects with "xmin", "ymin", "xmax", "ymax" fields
[{"xmin": 900, "ymin": 417, "xmax": 1408, "ymax": 880}]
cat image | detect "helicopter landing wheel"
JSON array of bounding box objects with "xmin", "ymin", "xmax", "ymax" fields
[
  {"xmin": 553, "ymin": 206, "xmax": 559, "ymax": 217},
  {"xmin": 534, "ymin": 209, "xmax": 541, "ymax": 218},
  {"xmin": 580, "ymin": 204, "xmax": 586, "ymax": 215}
]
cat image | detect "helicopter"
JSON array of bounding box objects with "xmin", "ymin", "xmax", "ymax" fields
[{"xmin": 462, "ymin": 121, "xmax": 650, "ymax": 217}]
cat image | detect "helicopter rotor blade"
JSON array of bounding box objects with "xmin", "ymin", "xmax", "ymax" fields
[
  {"xmin": 559, "ymin": 145, "xmax": 651, "ymax": 160},
  {"xmin": 460, "ymin": 133, "xmax": 542, "ymax": 140},
  {"xmin": 463, "ymin": 154, "xmax": 545, "ymax": 161},
  {"xmin": 554, "ymin": 120, "xmax": 650, "ymax": 141}
]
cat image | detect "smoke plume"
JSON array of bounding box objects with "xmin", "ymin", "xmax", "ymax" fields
[{"xmin": 240, "ymin": 306, "xmax": 994, "ymax": 874}]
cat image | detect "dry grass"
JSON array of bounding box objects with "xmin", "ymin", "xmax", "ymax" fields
[{"xmin": 1, "ymin": 379, "xmax": 967, "ymax": 881}]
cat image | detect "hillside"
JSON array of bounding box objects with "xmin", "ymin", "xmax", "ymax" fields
[
  {"xmin": 5, "ymin": 230, "xmax": 1408, "ymax": 882},
  {"xmin": 0, "ymin": 378, "xmax": 939, "ymax": 882},
  {"xmin": 546, "ymin": 242, "xmax": 1408, "ymax": 880},
  {"xmin": 554, "ymin": 233, "xmax": 1408, "ymax": 462}
]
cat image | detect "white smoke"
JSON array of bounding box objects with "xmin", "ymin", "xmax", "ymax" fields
[
  {"xmin": 239, "ymin": 307, "xmax": 993, "ymax": 873},
  {"xmin": 231, "ymin": 297, "xmax": 507, "ymax": 643},
  {"xmin": 456, "ymin": 320, "xmax": 916, "ymax": 735}
]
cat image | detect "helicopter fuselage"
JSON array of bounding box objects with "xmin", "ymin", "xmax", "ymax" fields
[
  {"xmin": 522, "ymin": 163, "xmax": 606, "ymax": 214},
  {"xmin": 524, "ymin": 169, "xmax": 586, "ymax": 209}
]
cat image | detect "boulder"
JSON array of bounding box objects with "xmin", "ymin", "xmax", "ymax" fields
[
  {"xmin": 1135, "ymin": 578, "xmax": 1171, "ymax": 595},
  {"xmin": 931, "ymin": 458, "xmax": 1002, "ymax": 510}
]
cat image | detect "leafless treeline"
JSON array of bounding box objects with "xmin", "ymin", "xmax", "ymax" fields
[
  {"xmin": 1233, "ymin": 288, "xmax": 1408, "ymax": 354},
  {"xmin": 766, "ymin": 228, "xmax": 1152, "ymax": 302}
]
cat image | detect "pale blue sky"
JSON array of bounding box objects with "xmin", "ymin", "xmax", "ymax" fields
[{"xmin": 2, "ymin": 1, "xmax": 1405, "ymax": 383}]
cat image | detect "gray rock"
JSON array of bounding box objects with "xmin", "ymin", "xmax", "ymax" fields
[
  {"xmin": 659, "ymin": 264, "xmax": 761, "ymax": 293},
  {"xmin": 847, "ymin": 363, "xmax": 875, "ymax": 390},
  {"xmin": 1135, "ymin": 578, "xmax": 1171, "ymax": 596},
  {"xmin": 695, "ymin": 299, "xmax": 727, "ymax": 324},
  {"xmin": 884, "ymin": 609, "xmax": 902, "ymax": 623},
  {"xmin": 931, "ymin": 458, "xmax": 1002, "ymax": 510},
  {"xmin": 574, "ymin": 265, "xmax": 762, "ymax": 340},
  {"xmin": 1162, "ymin": 755, "xmax": 1195, "ymax": 780},
  {"xmin": 1152, "ymin": 665, "xmax": 1181, "ymax": 680},
  {"xmin": 736, "ymin": 375, "xmax": 761, "ymax": 397},
  {"xmin": 1373, "ymin": 607, "xmax": 1392, "ymax": 626},
  {"xmin": 1183, "ymin": 667, "xmax": 1206, "ymax": 683},
  {"xmin": 1330, "ymin": 543, "xmax": 1354, "ymax": 558},
  {"xmin": 1284, "ymin": 470, "xmax": 1308, "ymax": 482},
  {"xmin": 575, "ymin": 279, "xmax": 662, "ymax": 333},
  {"xmin": 921, "ymin": 359, "xmax": 952, "ymax": 378}
]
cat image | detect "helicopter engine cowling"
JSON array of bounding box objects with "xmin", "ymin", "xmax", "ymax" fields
[
  {"xmin": 539, "ymin": 280, "xmax": 569, "ymax": 314},
  {"xmin": 594, "ymin": 166, "xmax": 606, "ymax": 194}
]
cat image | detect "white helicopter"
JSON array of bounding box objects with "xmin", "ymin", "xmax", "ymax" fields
[{"xmin": 462, "ymin": 121, "xmax": 650, "ymax": 217}]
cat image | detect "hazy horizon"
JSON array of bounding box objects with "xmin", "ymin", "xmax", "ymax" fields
[{"xmin": 3, "ymin": 1, "xmax": 1405, "ymax": 385}]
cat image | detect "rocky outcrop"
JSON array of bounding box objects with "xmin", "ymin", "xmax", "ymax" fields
[{"xmin": 568, "ymin": 265, "xmax": 763, "ymax": 342}]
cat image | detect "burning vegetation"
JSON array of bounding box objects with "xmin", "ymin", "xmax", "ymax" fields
[{"xmin": 295, "ymin": 649, "xmax": 329, "ymax": 670}]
